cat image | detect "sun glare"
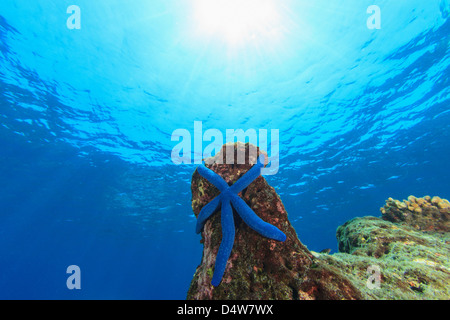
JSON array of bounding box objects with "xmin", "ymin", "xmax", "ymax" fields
[{"xmin": 193, "ymin": 0, "xmax": 283, "ymax": 46}]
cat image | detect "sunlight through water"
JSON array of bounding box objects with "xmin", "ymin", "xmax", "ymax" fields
[{"xmin": 192, "ymin": 0, "xmax": 285, "ymax": 47}]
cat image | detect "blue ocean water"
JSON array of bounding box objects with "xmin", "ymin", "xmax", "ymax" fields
[{"xmin": 0, "ymin": 0, "xmax": 449, "ymax": 299}]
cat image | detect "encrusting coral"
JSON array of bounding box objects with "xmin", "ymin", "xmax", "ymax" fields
[{"xmin": 380, "ymin": 195, "xmax": 450, "ymax": 232}]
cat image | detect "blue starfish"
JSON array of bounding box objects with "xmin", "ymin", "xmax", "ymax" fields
[{"xmin": 196, "ymin": 154, "xmax": 287, "ymax": 287}]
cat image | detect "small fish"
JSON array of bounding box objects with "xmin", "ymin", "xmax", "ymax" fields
[{"xmin": 319, "ymin": 248, "xmax": 331, "ymax": 254}]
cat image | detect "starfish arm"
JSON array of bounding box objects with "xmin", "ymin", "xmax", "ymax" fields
[
  {"xmin": 230, "ymin": 193, "xmax": 287, "ymax": 242},
  {"xmin": 230, "ymin": 154, "xmax": 265, "ymax": 194},
  {"xmin": 211, "ymin": 200, "xmax": 235, "ymax": 287},
  {"xmin": 196, "ymin": 195, "xmax": 222, "ymax": 234},
  {"xmin": 197, "ymin": 164, "xmax": 229, "ymax": 192}
]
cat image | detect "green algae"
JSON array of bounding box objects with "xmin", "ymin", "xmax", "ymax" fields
[{"xmin": 317, "ymin": 215, "xmax": 450, "ymax": 300}]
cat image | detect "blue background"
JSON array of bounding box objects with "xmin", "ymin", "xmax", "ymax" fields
[{"xmin": 0, "ymin": 1, "xmax": 449, "ymax": 299}]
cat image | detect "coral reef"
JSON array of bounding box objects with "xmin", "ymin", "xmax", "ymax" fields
[
  {"xmin": 380, "ymin": 196, "xmax": 450, "ymax": 232},
  {"xmin": 187, "ymin": 142, "xmax": 363, "ymax": 300},
  {"xmin": 318, "ymin": 196, "xmax": 450, "ymax": 299},
  {"xmin": 187, "ymin": 143, "xmax": 449, "ymax": 299}
]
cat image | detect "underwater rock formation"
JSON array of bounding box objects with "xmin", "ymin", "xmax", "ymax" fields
[
  {"xmin": 318, "ymin": 196, "xmax": 450, "ymax": 299},
  {"xmin": 187, "ymin": 144, "xmax": 449, "ymax": 299},
  {"xmin": 187, "ymin": 142, "xmax": 363, "ymax": 300},
  {"xmin": 195, "ymin": 153, "xmax": 287, "ymax": 287}
]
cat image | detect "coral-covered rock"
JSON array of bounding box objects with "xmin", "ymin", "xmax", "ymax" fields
[
  {"xmin": 336, "ymin": 216, "xmax": 431, "ymax": 258},
  {"xmin": 328, "ymin": 197, "xmax": 450, "ymax": 299},
  {"xmin": 187, "ymin": 150, "xmax": 450, "ymax": 300},
  {"xmin": 187, "ymin": 142, "xmax": 363, "ymax": 300},
  {"xmin": 380, "ymin": 196, "xmax": 450, "ymax": 232}
]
